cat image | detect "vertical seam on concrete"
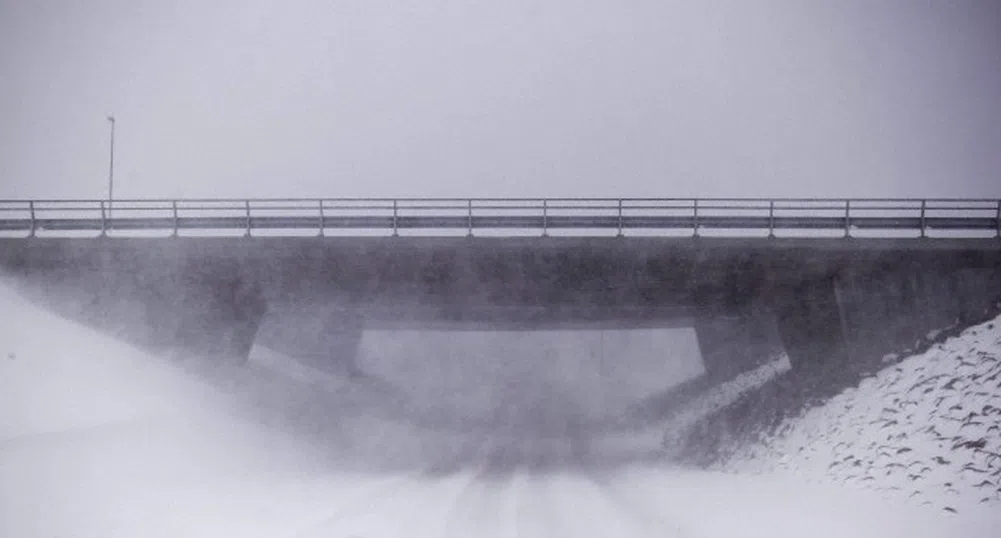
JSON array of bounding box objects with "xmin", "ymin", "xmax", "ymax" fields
[{"xmin": 832, "ymin": 274, "xmax": 852, "ymax": 356}]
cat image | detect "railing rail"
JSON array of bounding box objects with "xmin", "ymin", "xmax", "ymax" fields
[{"xmin": 1, "ymin": 198, "xmax": 999, "ymax": 238}]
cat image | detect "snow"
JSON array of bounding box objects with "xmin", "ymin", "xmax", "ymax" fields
[
  {"xmin": 724, "ymin": 315, "xmax": 1001, "ymax": 516},
  {"xmin": 1, "ymin": 277, "xmax": 997, "ymax": 536},
  {"xmin": 661, "ymin": 353, "xmax": 793, "ymax": 452}
]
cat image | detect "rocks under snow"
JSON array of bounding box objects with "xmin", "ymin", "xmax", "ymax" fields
[{"xmin": 723, "ymin": 317, "xmax": 1001, "ymax": 513}]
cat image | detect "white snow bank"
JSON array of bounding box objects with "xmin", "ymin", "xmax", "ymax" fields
[
  {"xmin": 0, "ymin": 281, "xmax": 223, "ymax": 440},
  {"xmin": 724, "ymin": 314, "xmax": 1001, "ymax": 514},
  {"xmin": 0, "ymin": 279, "xmax": 377, "ymax": 538},
  {"xmin": 608, "ymin": 464, "xmax": 1000, "ymax": 538}
]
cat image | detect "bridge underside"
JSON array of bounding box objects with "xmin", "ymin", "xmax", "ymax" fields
[{"xmin": 2, "ymin": 236, "xmax": 1000, "ymax": 386}]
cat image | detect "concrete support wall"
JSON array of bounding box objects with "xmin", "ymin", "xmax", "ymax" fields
[
  {"xmin": 835, "ymin": 266, "xmax": 1001, "ymax": 367},
  {"xmin": 769, "ymin": 266, "xmax": 1001, "ymax": 377},
  {"xmin": 169, "ymin": 265, "xmax": 268, "ymax": 362},
  {"xmin": 772, "ymin": 277, "xmax": 847, "ymax": 374},
  {"xmin": 351, "ymin": 327, "xmax": 705, "ymax": 431},
  {"xmin": 693, "ymin": 310, "xmax": 783, "ymax": 382},
  {"xmin": 254, "ymin": 307, "xmax": 363, "ymax": 376},
  {"xmin": 8, "ymin": 258, "xmax": 267, "ymax": 363}
]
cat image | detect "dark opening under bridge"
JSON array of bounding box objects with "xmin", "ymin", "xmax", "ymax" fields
[{"xmin": 2, "ymin": 197, "xmax": 1000, "ymax": 409}]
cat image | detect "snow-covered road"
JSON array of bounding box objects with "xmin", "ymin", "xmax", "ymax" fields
[
  {"xmin": 3, "ymin": 425, "xmax": 985, "ymax": 538},
  {"xmin": 1, "ymin": 280, "xmax": 996, "ymax": 537}
]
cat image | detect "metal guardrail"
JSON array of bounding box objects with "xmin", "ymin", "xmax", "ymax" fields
[{"xmin": 0, "ymin": 198, "xmax": 999, "ymax": 238}]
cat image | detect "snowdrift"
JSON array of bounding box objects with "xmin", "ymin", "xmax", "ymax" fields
[{"xmin": 724, "ymin": 315, "xmax": 1001, "ymax": 514}]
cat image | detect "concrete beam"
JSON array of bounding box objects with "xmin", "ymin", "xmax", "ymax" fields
[{"xmin": 3, "ymin": 236, "xmax": 999, "ymax": 379}]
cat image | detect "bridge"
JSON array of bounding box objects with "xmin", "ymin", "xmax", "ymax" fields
[{"xmin": 2, "ymin": 197, "xmax": 1000, "ymax": 418}]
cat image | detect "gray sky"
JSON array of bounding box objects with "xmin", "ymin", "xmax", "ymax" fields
[{"xmin": 1, "ymin": 0, "xmax": 999, "ymax": 200}]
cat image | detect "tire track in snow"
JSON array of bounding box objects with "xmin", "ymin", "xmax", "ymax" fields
[
  {"xmin": 583, "ymin": 470, "xmax": 695, "ymax": 537},
  {"xmin": 440, "ymin": 466, "xmax": 519, "ymax": 538},
  {"xmin": 512, "ymin": 471, "xmax": 578, "ymax": 538},
  {"xmin": 304, "ymin": 468, "xmax": 486, "ymax": 538},
  {"xmin": 288, "ymin": 433, "xmax": 498, "ymax": 538},
  {"xmin": 285, "ymin": 472, "xmax": 426, "ymax": 538},
  {"xmin": 542, "ymin": 471, "xmax": 654, "ymax": 537}
]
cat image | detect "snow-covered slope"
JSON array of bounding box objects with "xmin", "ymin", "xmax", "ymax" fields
[
  {"xmin": 0, "ymin": 283, "xmax": 220, "ymax": 440},
  {"xmin": 3, "ymin": 276, "xmax": 998, "ymax": 537},
  {"xmin": 660, "ymin": 353, "xmax": 792, "ymax": 450},
  {"xmin": 724, "ymin": 316, "xmax": 1001, "ymax": 514}
]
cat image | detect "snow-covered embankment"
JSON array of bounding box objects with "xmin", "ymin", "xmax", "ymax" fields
[{"xmin": 724, "ymin": 316, "xmax": 1001, "ymax": 514}]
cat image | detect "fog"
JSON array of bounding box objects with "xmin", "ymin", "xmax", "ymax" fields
[
  {"xmin": 4, "ymin": 276, "xmax": 1000, "ymax": 536},
  {"xmin": 3, "ymin": 1, "xmax": 1001, "ymax": 535},
  {"xmin": 2, "ymin": 0, "xmax": 1000, "ymax": 199}
]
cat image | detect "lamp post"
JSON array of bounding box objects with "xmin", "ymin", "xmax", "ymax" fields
[{"xmin": 107, "ymin": 115, "xmax": 115, "ymax": 218}]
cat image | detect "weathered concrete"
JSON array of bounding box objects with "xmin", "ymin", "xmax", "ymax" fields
[
  {"xmin": 4, "ymin": 243, "xmax": 267, "ymax": 363},
  {"xmin": 694, "ymin": 310, "xmax": 783, "ymax": 381},
  {"xmin": 1, "ymin": 236, "xmax": 999, "ymax": 375},
  {"xmin": 170, "ymin": 260, "xmax": 267, "ymax": 362},
  {"xmin": 835, "ymin": 266, "xmax": 1001, "ymax": 369},
  {"xmin": 773, "ymin": 277, "xmax": 849, "ymax": 374},
  {"xmin": 347, "ymin": 326, "xmax": 705, "ymax": 434},
  {"xmin": 255, "ymin": 307, "xmax": 363, "ymax": 376}
]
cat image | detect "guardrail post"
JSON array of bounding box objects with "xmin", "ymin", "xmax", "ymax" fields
[
  {"xmin": 392, "ymin": 199, "xmax": 399, "ymax": 237},
  {"xmin": 692, "ymin": 199, "xmax": 699, "ymax": 237},
  {"xmin": 768, "ymin": 200, "xmax": 775, "ymax": 238},
  {"xmin": 996, "ymin": 199, "xmax": 1000, "ymax": 239},
  {"xmin": 844, "ymin": 200, "xmax": 851, "ymax": 238},
  {"xmin": 467, "ymin": 199, "xmax": 473, "ymax": 237},
  {"xmin": 919, "ymin": 199, "xmax": 927, "ymax": 238},
  {"xmin": 171, "ymin": 200, "xmax": 179, "ymax": 237},
  {"xmin": 317, "ymin": 199, "xmax": 325, "ymax": 237},
  {"xmin": 99, "ymin": 200, "xmax": 107, "ymax": 237},
  {"xmin": 244, "ymin": 200, "xmax": 252, "ymax": 237},
  {"xmin": 617, "ymin": 199, "xmax": 623, "ymax": 237},
  {"xmin": 28, "ymin": 201, "xmax": 35, "ymax": 237},
  {"xmin": 542, "ymin": 199, "xmax": 548, "ymax": 237}
]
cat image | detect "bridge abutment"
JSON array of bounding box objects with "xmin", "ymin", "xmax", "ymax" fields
[
  {"xmin": 254, "ymin": 307, "xmax": 364, "ymax": 376},
  {"xmin": 171, "ymin": 266, "xmax": 268, "ymax": 362},
  {"xmin": 835, "ymin": 265, "xmax": 1001, "ymax": 365},
  {"xmin": 2, "ymin": 248, "xmax": 269, "ymax": 363},
  {"xmin": 770, "ymin": 264, "xmax": 1001, "ymax": 378},
  {"xmin": 772, "ymin": 277, "xmax": 848, "ymax": 375},
  {"xmin": 694, "ymin": 309, "xmax": 783, "ymax": 381}
]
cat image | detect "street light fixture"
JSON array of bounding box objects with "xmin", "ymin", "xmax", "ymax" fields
[{"xmin": 107, "ymin": 115, "xmax": 115, "ymax": 219}]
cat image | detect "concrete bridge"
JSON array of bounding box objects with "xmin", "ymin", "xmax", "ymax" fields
[{"xmin": 2, "ymin": 197, "xmax": 1000, "ymax": 409}]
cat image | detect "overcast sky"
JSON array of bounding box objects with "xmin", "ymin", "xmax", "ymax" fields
[{"xmin": 1, "ymin": 0, "xmax": 999, "ymax": 200}]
